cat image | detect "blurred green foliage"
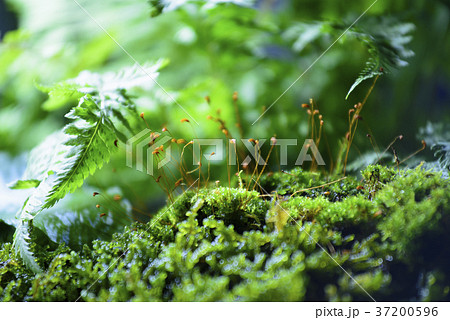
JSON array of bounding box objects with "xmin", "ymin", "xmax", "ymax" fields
[{"xmin": 1, "ymin": 0, "xmax": 448, "ymax": 155}]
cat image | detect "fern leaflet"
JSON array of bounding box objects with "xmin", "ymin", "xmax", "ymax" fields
[
  {"xmin": 43, "ymin": 98, "xmax": 116, "ymax": 209},
  {"xmin": 12, "ymin": 220, "xmax": 42, "ymax": 273},
  {"xmin": 346, "ymin": 19, "xmax": 415, "ymax": 99},
  {"xmin": 11, "ymin": 61, "xmax": 164, "ymax": 272}
]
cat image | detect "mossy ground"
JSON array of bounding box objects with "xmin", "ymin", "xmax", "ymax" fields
[{"xmin": 1, "ymin": 165, "xmax": 449, "ymax": 301}]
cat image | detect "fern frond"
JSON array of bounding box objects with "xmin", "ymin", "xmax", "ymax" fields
[
  {"xmin": 23, "ymin": 130, "xmax": 71, "ymax": 181},
  {"xmin": 44, "ymin": 61, "xmax": 165, "ymax": 98},
  {"xmin": 346, "ymin": 58, "xmax": 383, "ymax": 99},
  {"xmin": 83, "ymin": 61, "xmax": 164, "ymax": 93},
  {"xmin": 13, "ymin": 62, "xmax": 165, "ymax": 272},
  {"xmin": 346, "ymin": 19, "xmax": 415, "ymax": 99},
  {"xmin": 419, "ymin": 122, "xmax": 450, "ymax": 145},
  {"xmin": 418, "ymin": 122, "xmax": 450, "ymax": 173},
  {"xmin": 12, "ymin": 220, "xmax": 42, "ymax": 273},
  {"xmin": 432, "ymin": 143, "xmax": 450, "ymax": 172},
  {"xmin": 282, "ymin": 17, "xmax": 414, "ymax": 99},
  {"xmin": 12, "ymin": 97, "xmax": 116, "ymax": 271},
  {"xmin": 43, "ymin": 99, "xmax": 116, "ymax": 209},
  {"xmin": 12, "ymin": 131, "xmax": 71, "ymax": 221},
  {"xmin": 11, "ymin": 99, "xmax": 116, "ymax": 274},
  {"xmin": 18, "ymin": 62, "xmax": 165, "ymax": 215},
  {"xmin": 37, "ymin": 82, "xmax": 84, "ymax": 101},
  {"xmin": 41, "ymin": 61, "xmax": 164, "ymax": 126},
  {"xmin": 16, "ymin": 177, "xmax": 58, "ymax": 221}
]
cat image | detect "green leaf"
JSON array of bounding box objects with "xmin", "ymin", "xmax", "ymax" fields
[
  {"xmin": 15, "ymin": 62, "xmax": 166, "ymax": 217},
  {"xmin": 345, "ymin": 59, "xmax": 383, "ymax": 99},
  {"xmin": 346, "ymin": 19, "xmax": 415, "ymax": 99},
  {"xmin": 13, "ymin": 131, "xmax": 72, "ymax": 221},
  {"xmin": 41, "ymin": 61, "xmax": 165, "ymax": 129},
  {"xmin": 43, "ymin": 99, "xmax": 117, "ymax": 209},
  {"xmin": 37, "ymin": 82, "xmax": 84, "ymax": 111},
  {"xmin": 16, "ymin": 178, "xmax": 57, "ymax": 221},
  {"xmin": 22, "ymin": 131, "xmax": 71, "ymax": 181},
  {"xmin": 41, "ymin": 60, "xmax": 165, "ymax": 99},
  {"xmin": 13, "ymin": 62, "xmax": 166, "ymax": 272},
  {"xmin": 8, "ymin": 179, "xmax": 41, "ymax": 190},
  {"xmin": 11, "ymin": 108, "xmax": 117, "ymax": 272},
  {"xmin": 12, "ymin": 220, "xmax": 42, "ymax": 273}
]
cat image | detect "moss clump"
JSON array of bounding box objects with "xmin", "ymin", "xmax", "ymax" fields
[
  {"xmin": 259, "ymin": 167, "xmax": 363, "ymax": 201},
  {"xmin": 0, "ymin": 165, "xmax": 449, "ymax": 301},
  {"xmin": 362, "ymin": 164, "xmax": 397, "ymax": 200},
  {"xmin": 172, "ymin": 187, "xmax": 269, "ymax": 234},
  {"xmin": 377, "ymin": 165, "xmax": 450, "ymax": 260},
  {"xmin": 375, "ymin": 166, "xmax": 450, "ymax": 301}
]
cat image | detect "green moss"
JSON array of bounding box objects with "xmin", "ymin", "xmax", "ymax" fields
[
  {"xmin": 281, "ymin": 194, "xmax": 378, "ymax": 233},
  {"xmin": 1, "ymin": 165, "xmax": 449, "ymax": 301},
  {"xmin": 376, "ymin": 166, "xmax": 450, "ymax": 284},
  {"xmin": 362, "ymin": 164, "xmax": 397, "ymax": 199},
  {"xmin": 259, "ymin": 167, "xmax": 363, "ymax": 201}
]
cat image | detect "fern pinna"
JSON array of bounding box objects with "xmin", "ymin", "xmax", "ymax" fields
[
  {"xmin": 345, "ymin": 18, "xmax": 414, "ymax": 98},
  {"xmin": 11, "ymin": 62, "xmax": 164, "ymax": 273}
]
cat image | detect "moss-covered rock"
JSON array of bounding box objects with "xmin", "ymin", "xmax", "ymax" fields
[{"xmin": 0, "ymin": 165, "xmax": 449, "ymax": 301}]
